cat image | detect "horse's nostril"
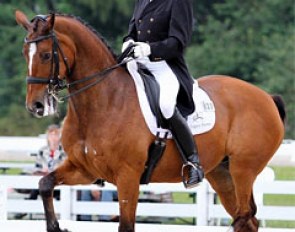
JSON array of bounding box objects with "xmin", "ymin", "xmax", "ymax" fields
[
  {"xmin": 34, "ymin": 101, "xmax": 44, "ymax": 116},
  {"xmin": 35, "ymin": 101, "xmax": 44, "ymax": 110}
]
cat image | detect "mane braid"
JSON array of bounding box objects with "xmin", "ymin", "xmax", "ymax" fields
[{"xmin": 54, "ymin": 13, "xmax": 118, "ymax": 60}]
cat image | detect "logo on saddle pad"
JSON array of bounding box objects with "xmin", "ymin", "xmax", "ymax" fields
[
  {"xmin": 187, "ymin": 87, "xmax": 215, "ymax": 134},
  {"xmin": 128, "ymin": 62, "xmax": 216, "ymax": 138}
]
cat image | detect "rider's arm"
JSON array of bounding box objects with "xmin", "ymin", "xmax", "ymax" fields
[{"xmin": 149, "ymin": 0, "xmax": 193, "ymax": 61}]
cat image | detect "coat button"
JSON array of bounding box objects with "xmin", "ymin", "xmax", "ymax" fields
[
  {"xmin": 137, "ymin": 30, "xmax": 141, "ymax": 35},
  {"xmin": 150, "ymin": 18, "xmax": 154, "ymax": 22},
  {"xmin": 147, "ymin": 30, "xmax": 151, "ymax": 34},
  {"xmin": 139, "ymin": 19, "xmax": 142, "ymax": 23}
]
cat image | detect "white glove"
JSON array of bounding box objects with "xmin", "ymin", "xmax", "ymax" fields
[
  {"xmin": 121, "ymin": 39, "xmax": 134, "ymax": 52},
  {"xmin": 133, "ymin": 42, "xmax": 151, "ymax": 58}
]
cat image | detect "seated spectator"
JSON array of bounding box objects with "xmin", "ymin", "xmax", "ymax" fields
[{"xmin": 15, "ymin": 124, "xmax": 66, "ymax": 219}]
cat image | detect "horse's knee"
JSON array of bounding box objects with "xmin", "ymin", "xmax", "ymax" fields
[{"xmin": 39, "ymin": 173, "xmax": 56, "ymax": 198}]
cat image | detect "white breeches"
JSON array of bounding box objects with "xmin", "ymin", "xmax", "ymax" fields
[{"xmin": 128, "ymin": 57, "xmax": 179, "ymax": 119}]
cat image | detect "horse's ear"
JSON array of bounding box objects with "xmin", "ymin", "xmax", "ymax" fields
[
  {"xmin": 15, "ymin": 10, "xmax": 31, "ymax": 31},
  {"xmin": 43, "ymin": 13, "xmax": 55, "ymax": 33}
]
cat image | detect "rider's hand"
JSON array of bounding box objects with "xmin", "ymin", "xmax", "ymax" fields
[
  {"xmin": 121, "ymin": 39, "xmax": 134, "ymax": 52},
  {"xmin": 133, "ymin": 42, "xmax": 151, "ymax": 58}
]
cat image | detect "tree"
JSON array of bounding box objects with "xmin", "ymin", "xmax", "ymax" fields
[{"xmin": 186, "ymin": 0, "xmax": 294, "ymax": 138}]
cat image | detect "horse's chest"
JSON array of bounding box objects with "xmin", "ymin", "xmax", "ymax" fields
[{"xmin": 64, "ymin": 138, "xmax": 109, "ymax": 176}]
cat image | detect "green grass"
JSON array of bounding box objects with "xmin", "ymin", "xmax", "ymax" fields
[
  {"xmin": 2, "ymin": 168, "xmax": 23, "ymax": 175},
  {"xmin": 0, "ymin": 161, "xmax": 34, "ymax": 175},
  {"xmin": 271, "ymin": 166, "xmax": 295, "ymax": 180}
]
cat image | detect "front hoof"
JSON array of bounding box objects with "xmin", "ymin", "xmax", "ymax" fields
[
  {"xmin": 53, "ymin": 227, "xmax": 71, "ymax": 232},
  {"xmin": 47, "ymin": 221, "xmax": 71, "ymax": 232},
  {"xmin": 49, "ymin": 228, "xmax": 70, "ymax": 232}
]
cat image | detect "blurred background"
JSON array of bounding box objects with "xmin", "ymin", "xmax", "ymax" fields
[{"xmin": 0, "ymin": 0, "xmax": 294, "ymax": 138}]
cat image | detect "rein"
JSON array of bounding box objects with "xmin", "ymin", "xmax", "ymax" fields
[
  {"xmin": 60, "ymin": 58, "xmax": 131, "ymax": 101},
  {"xmin": 25, "ymin": 27, "xmax": 132, "ymax": 102},
  {"xmin": 62, "ymin": 44, "xmax": 135, "ymax": 101}
]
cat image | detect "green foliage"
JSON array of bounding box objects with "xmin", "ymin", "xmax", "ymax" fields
[
  {"xmin": 0, "ymin": 0, "xmax": 294, "ymax": 137},
  {"xmin": 186, "ymin": 0, "xmax": 295, "ymax": 138}
]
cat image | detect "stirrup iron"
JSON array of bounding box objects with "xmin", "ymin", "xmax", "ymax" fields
[{"xmin": 181, "ymin": 161, "xmax": 202, "ymax": 189}]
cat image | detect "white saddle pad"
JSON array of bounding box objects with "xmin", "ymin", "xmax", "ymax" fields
[{"xmin": 128, "ymin": 62, "xmax": 216, "ymax": 138}]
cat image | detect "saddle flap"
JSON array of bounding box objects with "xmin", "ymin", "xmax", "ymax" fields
[{"xmin": 127, "ymin": 60, "xmax": 216, "ymax": 138}]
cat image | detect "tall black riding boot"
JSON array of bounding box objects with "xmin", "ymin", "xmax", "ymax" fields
[{"xmin": 168, "ymin": 109, "xmax": 204, "ymax": 188}]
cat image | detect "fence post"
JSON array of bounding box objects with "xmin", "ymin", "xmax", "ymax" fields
[
  {"xmin": 197, "ymin": 181, "xmax": 209, "ymax": 226},
  {"xmin": 60, "ymin": 185, "xmax": 71, "ymax": 220},
  {"xmin": 0, "ymin": 184, "xmax": 7, "ymax": 220}
]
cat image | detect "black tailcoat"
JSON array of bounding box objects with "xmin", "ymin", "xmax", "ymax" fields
[{"xmin": 124, "ymin": 0, "xmax": 195, "ymax": 117}]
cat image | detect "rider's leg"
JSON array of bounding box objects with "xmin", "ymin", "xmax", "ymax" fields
[
  {"xmin": 167, "ymin": 108, "xmax": 204, "ymax": 188},
  {"xmin": 145, "ymin": 59, "xmax": 204, "ymax": 188}
]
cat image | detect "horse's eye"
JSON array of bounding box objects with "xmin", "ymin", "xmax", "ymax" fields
[{"xmin": 40, "ymin": 52, "xmax": 51, "ymax": 62}]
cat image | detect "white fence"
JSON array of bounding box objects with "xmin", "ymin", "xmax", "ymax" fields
[
  {"xmin": 1, "ymin": 137, "xmax": 294, "ymax": 166},
  {"xmin": 0, "ymin": 175, "xmax": 295, "ymax": 226}
]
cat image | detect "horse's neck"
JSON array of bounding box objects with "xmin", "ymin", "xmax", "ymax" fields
[
  {"xmin": 55, "ymin": 17, "xmax": 135, "ymax": 127},
  {"xmin": 55, "ymin": 17, "xmax": 116, "ymax": 77}
]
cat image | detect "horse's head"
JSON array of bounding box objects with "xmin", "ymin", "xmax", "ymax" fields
[{"xmin": 15, "ymin": 10, "xmax": 72, "ymax": 118}]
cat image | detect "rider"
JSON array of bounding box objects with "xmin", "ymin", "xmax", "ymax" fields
[{"xmin": 122, "ymin": 0, "xmax": 204, "ymax": 188}]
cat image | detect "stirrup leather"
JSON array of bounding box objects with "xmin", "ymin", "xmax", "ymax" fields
[{"xmin": 181, "ymin": 161, "xmax": 202, "ymax": 189}]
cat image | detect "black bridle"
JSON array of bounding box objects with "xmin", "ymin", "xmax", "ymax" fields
[
  {"xmin": 25, "ymin": 31, "xmax": 71, "ymax": 93},
  {"xmin": 25, "ymin": 17, "xmax": 133, "ymax": 102}
]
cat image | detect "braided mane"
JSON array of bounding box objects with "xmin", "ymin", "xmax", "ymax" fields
[{"xmin": 41, "ymin": 13, "xmax": 118, "ymax": 60}]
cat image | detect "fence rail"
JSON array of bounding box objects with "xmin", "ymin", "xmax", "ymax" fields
[{"xmin": 0, "ymin": 175, "xmax": 294, "ymax": 226}]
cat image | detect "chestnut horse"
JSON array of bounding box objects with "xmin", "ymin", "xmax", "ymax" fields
[{"xmin": 15, "ymin": 11, "xmax": 285, "ymax": 232}]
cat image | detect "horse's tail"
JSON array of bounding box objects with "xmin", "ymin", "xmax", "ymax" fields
[{"xmin": 271, "ymin": 95, "xmax": 286, "ymax": 125}]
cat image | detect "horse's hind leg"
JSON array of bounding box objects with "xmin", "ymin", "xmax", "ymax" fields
[
  {"xmin": 206, "ymin": 159, "xmax": 258, "ymax": 231},
  {"xmin": 231, "ymin": 192, "xmax": 259, "ymax": 231},
  {"xmin": 206, "ymin": 160, "xmax": 237, "ymax": 219},
  {"xmin": 229, "ymin": 157, "xmax": 260, "ymax": 232},
  {"xmin": 39, "ymin": 160, "xmax": 94, "ymax": 232}
]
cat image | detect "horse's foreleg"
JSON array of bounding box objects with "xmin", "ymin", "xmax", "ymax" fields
[
  {"xmin": 39, "ymin": 160, "xmax": 94, "ymax": 232},
  {"xmin": 39, "ymin": 172, "xmax": 65, "ymax": 232},
  {"xmin": 116, "ymin": 171, "xmax": 141, "ymax": 232}
]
